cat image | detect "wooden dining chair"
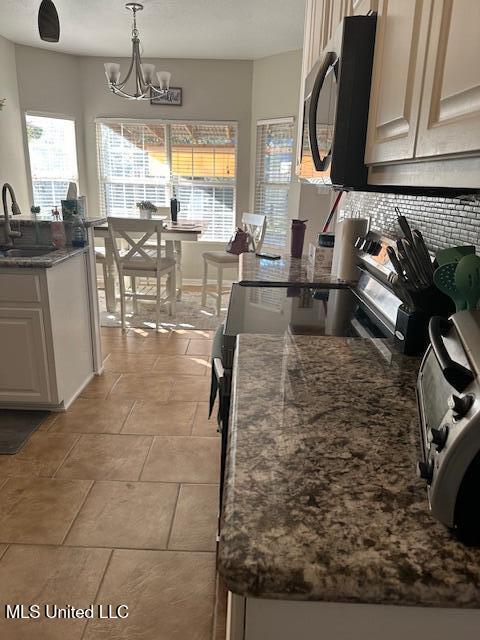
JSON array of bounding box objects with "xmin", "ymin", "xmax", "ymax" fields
[
  {"xmin": 108, "ymin": 217, "xmax": 176, "ymax": 332},
  {"xmin": 201, "ymin": 212, "xmax": 266, "ymax": 315}
]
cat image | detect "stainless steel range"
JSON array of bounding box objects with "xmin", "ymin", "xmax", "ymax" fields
[{"xmin": 417, "ymin": 310, "xmax": 480, "ymax": 544}]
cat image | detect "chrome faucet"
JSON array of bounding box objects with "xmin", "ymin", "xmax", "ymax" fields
[{"xmin": 1, "ymin": 183, "xmax": 22, "ymax": 248}]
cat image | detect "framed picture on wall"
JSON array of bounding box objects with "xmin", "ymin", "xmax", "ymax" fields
[{"xmin": 150, "ymin": 87, "xmax": 183, "ymax": 106}]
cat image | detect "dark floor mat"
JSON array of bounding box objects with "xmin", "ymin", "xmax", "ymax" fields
[{"xmin": 0, "ymin": 410, "xmax": 50, "ymax": 454}]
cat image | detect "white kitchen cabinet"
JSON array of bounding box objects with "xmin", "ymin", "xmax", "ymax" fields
[
  {"xmin": 302, "ymin": 0, "xmax": 326, "ymax": 79},
  {"xmin": 351, "ymin": 0, "xmax": 378, "ymax": 14},
  {"xmin": 0, "ymin": 307, "xmax": 52, "ymax": 404},
  {"xmin": 364, "ymin": 0, "xmax": 433, "ymax": 164},
  {"xmin": 365, "ymin": 0, "xmax": 480, "ymax": 187},
  {"xmin": 415, "ymin": 0, "xmax": 480, "ymax": 158},
  {"xmin": 0, "ymin": 252, "xmax": 94, "ymax": 409},
  {"xmin": 227, "ymin": 592, "xmax": 480, "ymax": 640}
]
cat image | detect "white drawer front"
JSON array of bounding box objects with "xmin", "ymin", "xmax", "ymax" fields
[{"xmin": 0, "ymin": 273, "xmax": 42, "ymax": 303}]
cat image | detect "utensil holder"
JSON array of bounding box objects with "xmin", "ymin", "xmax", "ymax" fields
[{"xmin": 394, "ymin": 286, "xmax": 455, "ymax": 356}]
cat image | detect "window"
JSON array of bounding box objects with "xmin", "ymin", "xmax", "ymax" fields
[
  {"xmin": 254, "ymin": 118, "xmax": 294, "ymax": 249},
  {"xmin": 26, "ymin": 114, "xmax": 78, "ymax": 211},
  {"xmin": 96, "ymin": 120, "xmax": 237, "ymax": 242}
]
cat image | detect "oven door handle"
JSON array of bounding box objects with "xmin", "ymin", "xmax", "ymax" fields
[
  {"xmin": 429, "ymin": 316, "xmax": 474, "ymax": 392},
  {"xmin": 309, "ymin": 51, "xmax": 337, "ymax": 172}
]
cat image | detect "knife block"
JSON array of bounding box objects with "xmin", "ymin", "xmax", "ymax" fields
[{"xmin": 394, "ymin": 286, "xmax": 455, "ymax": 356}]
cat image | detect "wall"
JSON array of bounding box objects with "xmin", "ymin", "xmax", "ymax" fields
[
  {"xmin": 14, "ymin": 45, "xmax": 88, "ymax": 199},
  {"xmin": 249, "ymin": 48, "xmax": 333, "ymax": 251},
  {"xmin": 14, "ymin": 46, "xmax": 253, "ymax": 278},
  {"xmin": 340, "ymin": 191, "xmax": 480, "ymax": 252},
  {"xmin": 0, "ymin": 36, "xmax": 29, "ymax": 212}
]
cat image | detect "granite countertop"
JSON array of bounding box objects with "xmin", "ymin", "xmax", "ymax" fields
[
  {"xmin": 218, "ymin": 334, "xmax": 480, "ymax": 607},
  {"xmin": 0, "ymin": 215, "xmax": 106, "ymax": 228},
  {"xmin": 238, "ymin": 252, "xmax": 353, "ymax": 288},
  {"xmin": 0, "ymin": 245, "xmax": 88, "ymax": 268}
]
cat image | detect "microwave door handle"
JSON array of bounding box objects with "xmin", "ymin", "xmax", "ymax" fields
[
  {"xmin": 309, "ymin": 51, "xmax": 336, "ymax": 172},
  {"xmin": 428, "ymin": 316, "xmax": 474, "ymax": 392}
]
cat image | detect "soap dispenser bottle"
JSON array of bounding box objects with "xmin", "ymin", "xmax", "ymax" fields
[{"xmin": 71, "ymin": 214, "xmax": 86, "ymax": 247}]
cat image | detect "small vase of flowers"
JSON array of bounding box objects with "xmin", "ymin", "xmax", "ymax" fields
[{"xmin": 136, "ymin": 201, "xmax": 157, "ymax": 216}]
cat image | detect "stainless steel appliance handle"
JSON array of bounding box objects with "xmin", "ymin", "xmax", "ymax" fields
[
  {"xmin": 309, "ymin": 51, "xmax": 337, "ymax": 172},
  {"xmin": 428, "ymin": 316, "xmax": 474, "ymax": 392}
]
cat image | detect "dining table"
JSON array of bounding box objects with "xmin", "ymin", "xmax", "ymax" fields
[{"xmin": 94, "ymin": 214, "xmax": 205, "ymax": 312}]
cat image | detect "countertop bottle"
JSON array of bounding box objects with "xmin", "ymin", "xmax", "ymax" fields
[
  {"xmin": 71, "ymin": 214, "xmax": 86, "ymax": 247},
  {"xmin": 51, "ymin": 207, "xmax": 66, "ymax": 249}
]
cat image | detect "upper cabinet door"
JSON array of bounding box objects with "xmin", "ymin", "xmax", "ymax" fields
[
  {"xmin": 351, "ymin": 0, "xmax": 378, "ymax": 15},
  {"xmin": 415, "ymin": 0, "xmax": 480, "ymax": 158},
  {"xmin": 365, "ymin": 0, "xmax": 432, "ymax": 164}
]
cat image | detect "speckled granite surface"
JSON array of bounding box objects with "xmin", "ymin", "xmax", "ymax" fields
[
  {"xmin": 0, "ymin": 245, "xmax": 87, "ymax": 268},
  {"xmin": 238, "ymin": 253, "xmax": 353, "ymax": 288},
  {"xmin": 0, "ymin": 215, "xmax": 106, "ymax": 228},
  {"xmin": 218, "ymin": 334, "xmax": 480, "ymax": 607}
]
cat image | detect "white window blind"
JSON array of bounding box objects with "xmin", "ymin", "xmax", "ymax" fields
[
  {"xmin": 96, "ymin": 120, "xmax": 237, "ymax": 242},
  {"xmin": 254, "ymin": 119, "xmax": 294, "ymax": 249},
  {"xmin": 26, "ymin": 114, "xmax": 78, "ymax": 211}
]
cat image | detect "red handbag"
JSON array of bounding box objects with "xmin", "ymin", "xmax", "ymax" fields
[{"xmin": 226, "ymin": 228, "xmax": 250, "ymax": 255}]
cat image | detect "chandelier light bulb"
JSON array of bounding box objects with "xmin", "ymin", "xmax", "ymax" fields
[
  {"xmin": 140, "ymin": 63, "xmax": 156, "ymax": 84},
  {"xmin": 157, "ymin": 71, "xmax": 171, "ymax": 91},
  {"xmin": 104, "ymin": 63, "xmax": 121, "ymax": 84}
]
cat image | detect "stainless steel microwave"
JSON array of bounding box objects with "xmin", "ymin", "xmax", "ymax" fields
[{"xmin": 297, "ymin": 15, "xmax": 377, "ymax": 188}]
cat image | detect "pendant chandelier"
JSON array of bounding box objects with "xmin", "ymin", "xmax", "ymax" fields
[{"xmin": 104, "ymin": 2, "xmax": 171, "ymax": 101}]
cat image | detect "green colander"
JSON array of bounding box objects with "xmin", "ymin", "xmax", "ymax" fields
[{"xmin": 433, "ymin": 262, "xmax": 466, "ymax": 312}]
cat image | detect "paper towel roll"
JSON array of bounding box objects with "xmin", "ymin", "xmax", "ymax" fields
[{"xmin": 331, "ymin": 217, "xmax": 369, "ymax": 281}]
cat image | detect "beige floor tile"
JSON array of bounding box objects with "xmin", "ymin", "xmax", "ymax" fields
[
  {"xmin": 101, "ymin": 326, "xmax": 123, "ymax": 336},
  {"xmin": 36, "ymin": 412, "xmax": 58, "ymax": 432},
  {"xmin": 103, "ymin": 352, "xmax": 158, "ymax": 373},
  {"xmin": 109, "ymin": 373, "xmax": 173, "ymax": 400},
  {"xmin": 121, "ymin": 401, "xmax": 197, "ymax": 436},
  {"xmin": 142, "ymin": 436, "xmax": 220, "ymax": 484},
  {"xmin": 169, "ymin": 484, "xmax": 219, "ymax": 551},
  {"xmin": 49, "ymin": 397, "xmax": 134, "ymax": 435},
  {"xmin": 168, "ymin": 375, "xmax": 211, "ymax": 401},
  {"xmin": 80, "ymin": 372, "xmax": 121, "ymax": 399},
  {"xmin": 65, "ymin": 480, "xmax": 178, "ymax": 549},
  {"xmin": 171, "ymin": 329, "xmax": 214, "ymax": 340},
  {"xmin": 0, "ymin": 477, "xmax": 91, "ymax": 544},
  {"xmin": 0, "ymin": 432, "xmax": 79, "ymax": 478},
  {"xmin": 83, "ymin": 549, "xmax": 216, "ymax": 640},
  {"xmin": 101, "ymin": 335, "xmax": 146, "ymax": 355},
  {"xmin": 0, "ymin": 544, "xmax": 111, "ymax": 640},
  {"xmin": 192, "ymin": 402, "xmax": 220, "ymax": 437},
  {"xmin": 56, "ymin": 434, "xmax": 152, "ymax": 481},
  {"xmin": 153, "ymin": 354, "xmax": 211, "ymax": 376},
  {"xmin": 128, "ymin": 327, "xmax": 170, "ymax": 338},
  {"xmin": 139, "ymin": 337, "xmax": 190, "ymax": 355},
  {"xmin": 187, "ymin": 339, "xmax": 213, "ymax": 356}
]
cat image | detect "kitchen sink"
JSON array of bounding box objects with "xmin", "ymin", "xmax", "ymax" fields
[{"xmin": 1, "ymin": 246, "xmax": 56, "ymax": 258}]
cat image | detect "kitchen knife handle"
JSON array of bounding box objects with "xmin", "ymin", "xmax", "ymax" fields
[{"xmin": 428, "ymin": 316, "xmax": 474, "ymax": 392}]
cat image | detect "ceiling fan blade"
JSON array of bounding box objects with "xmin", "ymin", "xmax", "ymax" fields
[{"xmin": 38, "ymin": 0, "xmax": 60, "ymax": 43}]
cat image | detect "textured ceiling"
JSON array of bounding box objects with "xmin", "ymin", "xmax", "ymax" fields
[{"xmin": 0, "ymin": 0, "xmax": 305, "ymax": 59}]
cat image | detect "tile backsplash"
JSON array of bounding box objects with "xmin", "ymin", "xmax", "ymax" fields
[{"xmin": 340, "ymin": 191, "xmax": 480, "ymax": 252}]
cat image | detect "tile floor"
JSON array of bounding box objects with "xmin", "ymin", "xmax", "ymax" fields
[{"xmin": 0, "ymin": 328, "xmax": 223, "ymax": 640}]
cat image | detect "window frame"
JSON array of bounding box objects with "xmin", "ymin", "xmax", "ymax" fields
[
  {"xmin": 24, "ymin": 111, "xmax": 80, "ymax": 210},
  {"xmin": 95, "ymin": 117, "xmax": 239, "ymax": 243},
  {"xmin": 253, "ymin": 116, "xmax": 295, "ymax": 250}
]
